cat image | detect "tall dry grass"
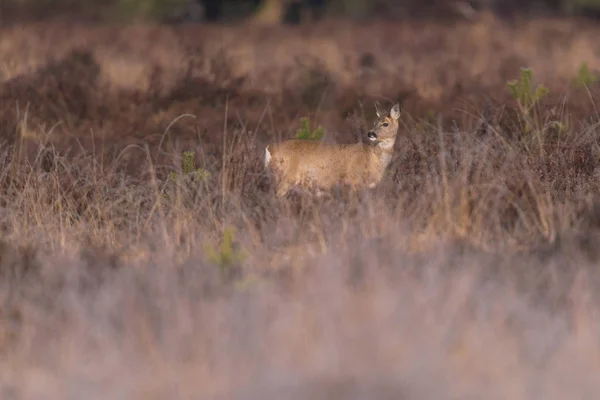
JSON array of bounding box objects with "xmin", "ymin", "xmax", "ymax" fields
[{"xmin": 1, "ymin": 16, "xmax": 600, "ymax": 399}]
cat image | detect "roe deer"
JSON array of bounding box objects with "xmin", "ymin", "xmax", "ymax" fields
[{"xmin": 264, "ymin": 102, "xmax": 401, "ymax": 197}]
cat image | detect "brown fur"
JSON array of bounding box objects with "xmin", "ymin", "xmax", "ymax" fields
[{"xmin": 265, "ymin": 103, "xmax": 401, "ymax": 197}]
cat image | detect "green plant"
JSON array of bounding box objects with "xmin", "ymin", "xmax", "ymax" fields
[
  {"xmin": 507, "ymin": 67, "xmax": 550, "ymax": 137},
  {"xmin": 163, "ymin": 150, "xmax": 210, "ymax": 201},
  {"xmin": 204, "ymin": 226, "xmax": 246, "ymax": 281},
  {"xmin": 575, "ymin": 61, "xmax": 598, "ymax": 87},
  {"xmin": 168, "ymin": 151, "xmax": 211, "ymax": 183},
  {"xmin": 507, "ymin": 67, "xmax": 549, "ymax": 115},
  {"xmin": 295, "ymin": 117, "xmax": 325, "ymax": 141}
]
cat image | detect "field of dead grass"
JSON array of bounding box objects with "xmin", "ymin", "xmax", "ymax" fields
[{"xmin": 1, "ymin": 15, "xmax": 600, "ymax": 399}]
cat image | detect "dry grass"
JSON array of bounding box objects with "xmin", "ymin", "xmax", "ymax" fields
[{"xmin": 1, "ymin": 15, "xmax": 600, "ymax": 399}]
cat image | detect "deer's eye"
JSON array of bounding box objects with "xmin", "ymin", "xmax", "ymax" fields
[{"xmin": 382, "ymin": 123, "xmax": 389, "ymax": 127}]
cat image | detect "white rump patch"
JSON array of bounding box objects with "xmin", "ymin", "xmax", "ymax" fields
[{"xmin": 264, "ymin": 146, "xmax": 272, "ymax": 168}]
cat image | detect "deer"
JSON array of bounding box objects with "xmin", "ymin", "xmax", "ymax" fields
[{"xmin": 264, "ymin": 102, "xmax": 401, "ymax": 197}]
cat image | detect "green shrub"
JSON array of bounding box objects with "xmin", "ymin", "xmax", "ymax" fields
[
  {"xmin": 575, "ymin": 61, "xmax": 599, "ymax": 87},
  {"xmin": 163, "ymin": 150, "xmax": 211, "ymax": 202},
  {"xmin": 168, "ymin": 151, "xmax": 211, "ymax": 183},
  {"xmin": 507, "ymin": 67, "xmax": 549, "ymax": 115},
  {"xmin": 204, "ymin": 226, "xmax": 246, "ymax": 281},
  {"xmin": 295, "ymin": 117, "xmax": 325, "ymax": 141},
  {"xmin": 507, "ymin": 67, "xmax": 550, "ymax": 138}
]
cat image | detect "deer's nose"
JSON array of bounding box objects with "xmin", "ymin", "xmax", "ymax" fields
[{"xmin": 367, "ymin": 132, "xmax": 377, "ymax": 140}]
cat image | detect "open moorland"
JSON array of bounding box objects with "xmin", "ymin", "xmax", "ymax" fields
[{"xmin": 1, "ymin": 14, "xmax": 600, "ymax": 399}]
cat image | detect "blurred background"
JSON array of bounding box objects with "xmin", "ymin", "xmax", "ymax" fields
[{"xmin": 2, "ymin": 0, "xmax": 600, "ymax": 24}]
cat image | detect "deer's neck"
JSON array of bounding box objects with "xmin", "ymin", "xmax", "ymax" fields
[
  {"xmin": 373, "ymin": 138, "xmax": 396, "ymax": 166},
  {"xmin": 377, "ymin": 138, "xmax": 395, "ymax": 152}
]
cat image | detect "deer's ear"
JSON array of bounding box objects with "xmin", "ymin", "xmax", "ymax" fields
[
  {"xmin": 389, "ymin": 103, "xmax": 401, "ymax": 120},
  {"xmin": 375, "ymin": 101, "xmax": 385, "ymax": 118}
]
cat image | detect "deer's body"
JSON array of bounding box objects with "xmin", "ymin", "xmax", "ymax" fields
[{"xmin": 265, "ymin": 103, "xmax": 401, "ymax": 197}]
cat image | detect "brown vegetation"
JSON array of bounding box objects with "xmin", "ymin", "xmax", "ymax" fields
[{"xmin": 1, "ymin": 15, "xmax": 600, "ymax": 398}]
